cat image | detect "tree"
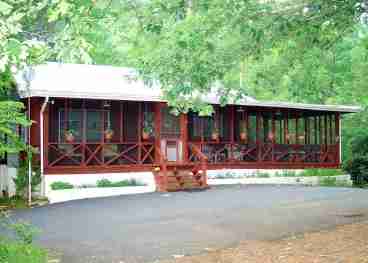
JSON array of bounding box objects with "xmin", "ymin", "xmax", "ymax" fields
[
  {"xmin": 0, "ymin": 0, "xmax": 115, "ymax": 156},
  {"xmin": 129, "ymin": 0, "xmax": 362, "ymax": 114}
]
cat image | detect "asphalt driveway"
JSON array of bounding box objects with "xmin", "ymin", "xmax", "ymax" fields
[{"xmin": 7, "ymin": 185, "xmax": 368, "ymax": 263}]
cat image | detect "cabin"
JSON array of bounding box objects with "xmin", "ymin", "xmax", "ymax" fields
[{"xmin": 16, "ymin": 63, "xmax": 360, "ymax": 194}]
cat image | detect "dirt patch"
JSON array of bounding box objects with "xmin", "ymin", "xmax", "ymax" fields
[{"xmin": 161, "ymin": 221, "xmax": 368, "ymax": 263}]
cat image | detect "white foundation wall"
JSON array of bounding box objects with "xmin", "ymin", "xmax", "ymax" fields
[
  {"xmin": 45, "ymin": 172, "xmax": 156, "ymax": 203},
  {"xmin": 0, "ymin": 165, "xmax": 17, "ymax": 197},
  {"xmin": 207, "ymin": 169, "xmax": 304, "ymax": 178}
]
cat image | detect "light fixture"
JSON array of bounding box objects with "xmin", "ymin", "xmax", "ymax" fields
[{"xmin": 103, "ymin": 100, "xmax": 111, "ymax": 107}]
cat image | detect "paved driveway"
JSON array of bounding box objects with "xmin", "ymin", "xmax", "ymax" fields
[{"xmin": 8, "ymin": 185, "xmax": 368, "ymax": 263}]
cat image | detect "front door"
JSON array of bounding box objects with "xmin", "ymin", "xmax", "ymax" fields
[{"xmin": 160, "ymin": 107, "xmax": 182, "ymax": 162}]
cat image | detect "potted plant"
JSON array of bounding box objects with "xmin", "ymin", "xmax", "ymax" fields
[
  {"xmin": 64, "ymin": 129, "xmax": 76, "ymax": 143},
  {"xmin": 268, "ymin": 131, "xmax": 274, "ymax": 142},
  {"xmin": 142, "ymin": 113, "xmax": 153, "ymax": 140},
  {"xmin": 211, "ymin": 127, "xmax": 219, "ymax": 141},
  {"xmin": 104, "ymin": 128, "xmax": 114, "ymax": 141},
  {"xmin": 240, "ymin": 121, "xmax": 247, "ymax": 141},
  {"xmin": 142, "ymin": 125, "xmax": 153, "ymax": 140}
]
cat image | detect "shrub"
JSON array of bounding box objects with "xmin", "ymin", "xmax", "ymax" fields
[
  {"xmin": 50, "ymin": 181, "xmax": 74, "ymax": 190},
  {"xmin": 96, "ymin": 179, "xmax": 145, "ymax": 188},
  {"xmin": 0, "ymin": 239, "xmax": 47, "ymax": 263},
  {"xmin": 254, "ymin": 171, "xmax": 270, "ymax": 178},
  {"xmin": 12, "ymin": 158, "xmax": 41, "ymax": 198},
  {"xmin": 0, "ymin": 212, "xmax": 47, "ymax": 263},
  {"xmin": 300, "ymin": 169, "xmax": 343, "ymax": 177},
  {"xmin": 344, "ymin": 135, "xmax": 368, "ymax": 187},
  {"xmin": 96, "ymin": 179, "xmax": 113, "ymax": 187}
]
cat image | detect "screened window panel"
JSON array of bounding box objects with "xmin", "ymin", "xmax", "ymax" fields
[
  {"xmin": 298, "ymin": 117, "xmax": 305, "ymax": 145},
  {"xmin": 86, "ymin": 111, "xmax": 102, "ymax": 142},
  {"xmin": 59, "ymin": 109, "xmax": 83, "ymax": 142},
  {"xmin": 288, "ymin": 117, "xmax": 296, "ymax": 144},
  {"xmin": 161, "ymin": 107, "xmax": 180, "ymax": 138},
  {"xmin": 124, "ymin": 102, "xmax": 139, "ymax": 141},
  {"xmin": 219, "ymin": 107, "xmax": 231, "ymax": 141},
  {"xmin": 202, "ymin": 116, "xmax": 214, "ymax": 141},
  {"xmin": 248, "ymin": 114, "xmax": 257, "ymax": 143},
  {"xmin": 188, "ymin": 112, "xmax": 201, "ymax": 141}
]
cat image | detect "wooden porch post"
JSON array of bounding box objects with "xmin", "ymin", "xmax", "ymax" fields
[
  {"xmin": 180, "ymin": 113, "xmax": 188, "ymax": 163},
  {"xmin": 154, "ymin": 102, "xmax": 162, "ymax": 163},
  {"xmin": 138, "ymin": 102, "xmax": 142, "ymax": 164},
  {"xmin": 256, "ymin": 111, "xmax": 261, "ymax": 162},
  {"xmin": 43, "ymin": 103, "xmax": 49, "ymax": 171},
  {"xmin": 272, "ymin": 110, "xmax": 276, "ymax": 162},
  {"xmin": 335, "ymin": 112, "xmax": 340, "ymax": 164},
  {"xmin": 230, "ymin": 105, "xmax": 235, "ymax": 162}
]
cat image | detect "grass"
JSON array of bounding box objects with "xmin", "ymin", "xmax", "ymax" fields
[
  {"xmin": 300, "ymin": 168, "xmax": 344, "ymax": 177},
  {"xmin": 318, "ymin": 176, "xmax": 352, "ymax": 187},
  {"xmin": 50, "ymin": 179, "xmax": 146, "ymax": 190},
  {"xmin": 50, "ymin": 181, "xmax": 74, "ymax": 190},
  {"xmin": 96, "ymin": 178, "xmax": 145, "ymax": 188},
  {"xmin": 275, "ymin": 169, "xmax": 344, "ymax": 177},
  {"xmin": 0, "ymin": 196, "xmax": 28, "ymax": 209},
  {"xmin": 0, "ymin": 238, "xmax": 48, "ymax": 263}
]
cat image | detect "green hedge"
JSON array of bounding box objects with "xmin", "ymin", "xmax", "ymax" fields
[
  {"xmin": 0, "ymin": 239, "xmax": 47, "ymax": 263},
  {"xmin": 96, "ymin": 178, "xmax": 145, "ymax": 188},
  {"xmin": 50, "ymin": 181, "xmax": 74, "ymax": 190},
  {"xmin": 344, "ymin": 135, "xmax": 368, "ymax": 187}
]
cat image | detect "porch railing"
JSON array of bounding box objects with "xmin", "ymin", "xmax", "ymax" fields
[
  {"xmin": 47, "ymin": 142, "xmax": 155, "ymax": 168},
  {"xmin": 188, "ymin": 142, "xmax": 339, "ymax": 165}
]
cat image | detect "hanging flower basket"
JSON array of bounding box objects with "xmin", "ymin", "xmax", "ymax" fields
[
  {"xmin": 64, "ymin": 130, "xmax": 75, "ymax": 143},
  {"xmin": 142, "ymin": 130, "xmax": 150, "ymax": 140},
  {"xmin": 240, "ymin": 132, "xmax": 247, "ymax": 141},
  {"xmin": 104, "ymin": 129, "xmax": 114, "ymax": 141}
]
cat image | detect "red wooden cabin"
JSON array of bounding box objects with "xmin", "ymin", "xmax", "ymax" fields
[{"xmin": 17, "ymin": 63, "xmax": 360, "ymax": 192}]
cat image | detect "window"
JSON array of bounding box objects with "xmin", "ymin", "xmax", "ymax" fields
[
  {"xmin": 86, "ymin": 110, "xmax": 103, "ymax": 142},
  {"xmin": 59, "ymin": 109, "xmax": 83, "ymax": 142}
]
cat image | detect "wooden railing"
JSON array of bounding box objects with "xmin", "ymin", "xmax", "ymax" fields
[
  {"xmin": 188, "ymin": 142, "xmax": 339, "ymax": 166},
  {"xmin": 47, "ymin": 142, "xmax": 155, "ymax": 168}
]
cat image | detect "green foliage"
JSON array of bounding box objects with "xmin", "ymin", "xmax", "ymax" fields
[
  {"xmin": 6, "ymin": 220, "xmax": 40, "ymax": 245},
  {"xmin": 0, "ymin": 212, "xmax": 47, "ymax": 263},
  {"xmin": 318, "ymin": 176, "xmax": 351, "ymax": 187},
  {"xmin": 300, "ymin": 169, "xmax": 343, "ymax": 177},
  {"xmin": 0, "ymin": 196, "xmax": 27, "ymax": 209},
  {"xmin": 12, "ymin": 157, "xmax": 41, "ymax": 197},
  {"xmin": 344, "ymin": 135, "xmax": 368, "ymax": 187},
  {"xmin": 50, "ymin": 181, "xmax": 74, "ymax": 190},
  {"xmin": 96, "ymin": 178, "xmax": 145, "ymax": 188},
  {"xmin": 129, "ymin": 0, "xmax": 362, "ymax": 114},
  {"xmin": 0, "ymin": 239, "xmax": 47, "ymax": 263},
  {"xmin": 275, "ymin": 170, "xmax": 298, "ymax": 177}
]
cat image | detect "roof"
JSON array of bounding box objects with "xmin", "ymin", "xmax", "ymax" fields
[{"xmin": 16, "ymin": 62, "xmax": 361, "ymax": 113}]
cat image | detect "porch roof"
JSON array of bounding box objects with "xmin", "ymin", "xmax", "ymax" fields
[{"xmin": 16, "ymin": 62, "xmax": 361, "ymax": 113}]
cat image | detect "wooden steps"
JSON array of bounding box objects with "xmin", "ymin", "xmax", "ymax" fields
[{"xmin": 153, "ymin": 166, "xmax": 208, "ymax": 192}]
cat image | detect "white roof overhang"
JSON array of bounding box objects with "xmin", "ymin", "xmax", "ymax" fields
[{"xmin": 16, "ymin": 62, "xmax": 361, "ymax": 113}]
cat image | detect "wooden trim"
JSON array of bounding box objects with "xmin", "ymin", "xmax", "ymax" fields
[
  {"xmin": 154, "ymin": 102, "xmax": 162, "ymax": 163},
  {"xmin": 180, "ymin": 113, "xmax": 188, "ymax": 162},
  {"xmin": 43, "ymin": 103, "xmax": 49, "ymax": 169}
]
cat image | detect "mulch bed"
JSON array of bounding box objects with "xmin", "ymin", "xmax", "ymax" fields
[{"xmin": 161, "ymin": 221, "xmax": 368, "ymax": 263}]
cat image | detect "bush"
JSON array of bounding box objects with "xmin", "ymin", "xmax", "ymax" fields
[
  {"xmin": 96, "ymin": 178, "xmax": 112, "ymax": 187},
  {"xmin": 50, "ymin": 181, "xmax": 74, "ymax": 190},
  {"xmin": 0, "ymin": 239, "xmax": 47, "ymax": 263},
  {"xmin": 300, "ymin": 169, "xmax": 343, "ymax": 177},
  {"xmin": 12, "ymin": 158, "xmax": 41, "ymax": 198},
  {"xmin": 344, "ymin": 135, "xmax": 368, "ymax": 187},
  {"xmin": 96, "ymin": 179, "xmax": 145, "ymax": 188},
  {"xmin": 0, "ymin": 212, "xmax": 47, "ymax": 263}
]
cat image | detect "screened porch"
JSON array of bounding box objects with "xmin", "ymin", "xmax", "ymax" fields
[{"xmin": 44, "ymin": 98, "xmax": 341, "ymax": 173}]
